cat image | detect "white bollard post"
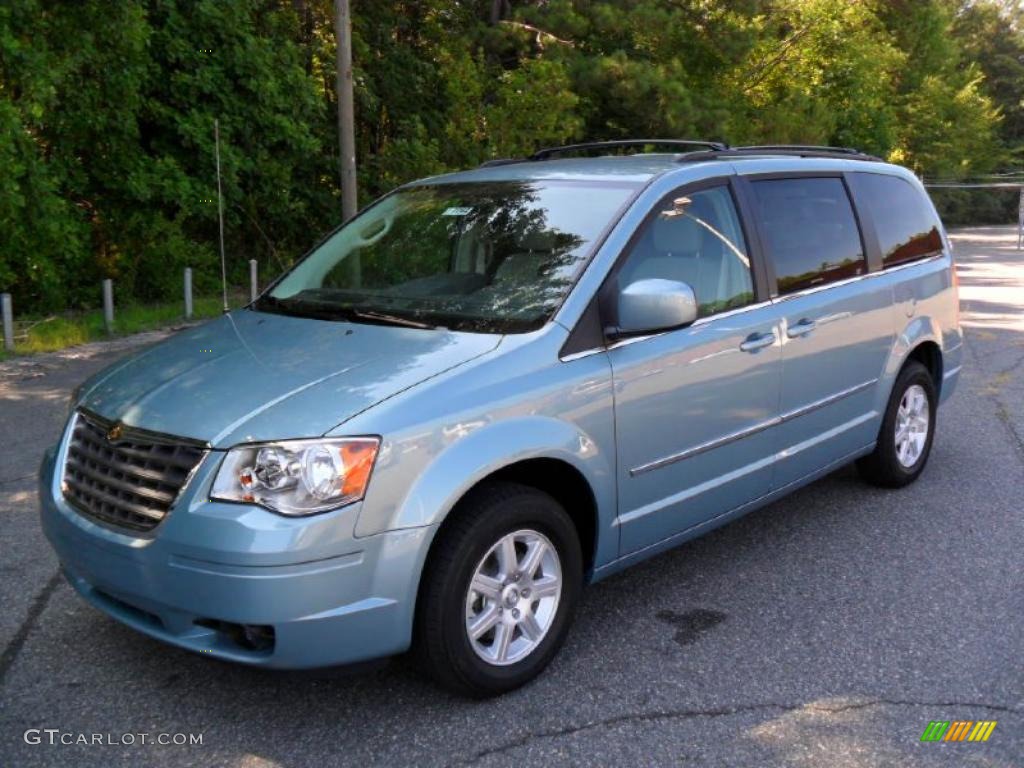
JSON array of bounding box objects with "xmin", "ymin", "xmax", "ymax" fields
[
  {"xmin": 102, "ymin": 279, "xmax": 114, "ymax": 333},
  {"xmin": 184, "ymin": 268, "xmax": 193, "ymax": 319},
  {"xmin": 249, "ymin": 259, "xmax": 258, "ymax": 302},
  {"xmin": 1, "ymin": 293, "xmax": 13, "ymax": 352}
]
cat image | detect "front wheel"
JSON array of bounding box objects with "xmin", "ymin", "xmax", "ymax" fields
[
  {"xmin": 857, "ymin": 361, "xmax": 937, "ymax": 487},
  {"xmin": 414, "ymin": 482, "xmax": 582, "ymax": 697}
]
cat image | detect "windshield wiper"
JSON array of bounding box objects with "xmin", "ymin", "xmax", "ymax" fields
[
  {"xmin": 259, "ymin": 297, "xmax": 436, "ymax": 328},
  {"xmin": 345, "ymin": 308, "xmax": 438, "ymax": 330},
  {"xmin": 254, "ymin": 294, "xmax": 438, "ymax": 329}
]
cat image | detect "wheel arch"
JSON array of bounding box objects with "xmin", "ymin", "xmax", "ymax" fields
[
  {"xmin": 905, "ymin": 339, "xmax": 943, "ymax": 396},
  {"xmin": 409, "ymin": 454, "xmax": 602, "ymax": 657},
  {"xmin": 455, "ymin": 458, "xmax": 599, "ymax": 574},
  {"xmin": 414, "ymin": 452, "xmax": 603, "ymax": 580},
  {"xmin": 877, "ymin": 317, "xmax": 945, "ymax": 413}
]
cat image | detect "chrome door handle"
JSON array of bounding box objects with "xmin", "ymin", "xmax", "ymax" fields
[
  {"xmin": 739, "ymin": 332, "xmax": 775, "ymax": 353},
  {"xmin": 787, "ymin": 318, "xmax": 816, "ymax": 338}
]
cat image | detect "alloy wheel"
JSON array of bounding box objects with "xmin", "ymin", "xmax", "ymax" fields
[
  {"xmin": 464, "ymin": 529, "xmax": 562, "ymax": 666},
  {"xmin": 895, "ymin": 383, "xmax": 930, "ymax": 468}
]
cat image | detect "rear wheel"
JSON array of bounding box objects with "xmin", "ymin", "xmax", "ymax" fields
[
  {"xmin": 414, "ymin": 482, "xmax": 582, "ymax": 697},
  {"xmin": 857, "ymin": 361, "xmax": 937, "ymax": 487}
]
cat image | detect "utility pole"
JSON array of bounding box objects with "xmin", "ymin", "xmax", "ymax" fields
[
  {"xmin": 215, "ymin": 119, "xmax": 228, "ymax": 312},
  {"xmin": 334, "ymin": 0, "xmax": 357, "ymax": 221}
]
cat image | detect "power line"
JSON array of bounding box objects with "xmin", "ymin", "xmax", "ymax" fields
[{"xmin": 925, "ymin": 182, "xmax": 1023, "ymax": 188}]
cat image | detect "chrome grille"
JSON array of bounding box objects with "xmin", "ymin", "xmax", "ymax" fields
[{"xmin": 62, "ymin": 411, "xmax": 206, "ymax": 532}]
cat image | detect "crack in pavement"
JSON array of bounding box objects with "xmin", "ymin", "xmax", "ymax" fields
[
  {"xmin": 452, "ymin": 702, "xmax": 788, "ymax": 766},
  {"xmin": 0, "ymin": 571, "xmax": 61, "ymax": 688},
  {"xmin": 992, "ymin": 348, "xmax": 1024, "ymax": 379},
  {"xmin": 963, "ymin": 335, "xmax": 1024, "ymax": 467},
  {"xmin": 0, "ymin": 473, "xmax": 35, "ymax": 486},
  {"xmin": 993, "ymin": 400, "xmax": 1024, "ymax": 463},
  {"xmin": 454, "ymin": 698, "xmax": 1020, "ymax": 766}
]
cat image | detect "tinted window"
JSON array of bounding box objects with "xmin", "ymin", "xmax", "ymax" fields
[
  {"xmin": 619, "ymin": 185, "xmax": 754, "ymax": 318},
  {"xmin": 853, "ymin": 173, "xmax": 943, "ymax": 267},
  {"xmin": 752, "ymin": 177, "xmax": 866, "ymax": 295}
]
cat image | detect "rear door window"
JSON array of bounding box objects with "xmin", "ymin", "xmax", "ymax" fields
[
  {"xmin": 850, "ymin": 173, "xmax": 943, "ymax": 267},
  {"xmin": 750, "ymin": 177, "xmax": 867, "ymax": 295}
]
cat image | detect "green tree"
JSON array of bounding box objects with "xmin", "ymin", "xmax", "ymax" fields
[
  {"xmin": 731, "ymin": 0, "xmax": 902, "ymax": 152},
  {"xmin": 878, "ymin": 0, "xmax": 1001, "ymax": 175},
  {"xmin": 1, "ymin": 0, "xmax": 1018, "ymax": 316},
  {"xmin": 953, "ymin": 0, "xmax": 1024, "ymax": 158}
]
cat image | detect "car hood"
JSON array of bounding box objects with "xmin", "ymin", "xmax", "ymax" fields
[{"xmin": 79, "ymin": 310, "xmax": 501, "ymax": 447}]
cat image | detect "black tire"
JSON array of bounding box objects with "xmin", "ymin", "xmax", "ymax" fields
[
  {"xmin": 857, "ymin": 361, "xmax": 937, "ymax": 488},
  {"xmin": 413, "ymin": 481, "xmax": 583, "ymax": 697}
]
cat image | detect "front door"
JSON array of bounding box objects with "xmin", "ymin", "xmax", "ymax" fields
[{"xmin": 608, "ymin": 181, "xmax": 783, "ymax": 555}]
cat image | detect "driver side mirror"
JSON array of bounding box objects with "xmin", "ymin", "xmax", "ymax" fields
[{"xmin": 609, "ymin": 278, "xmax": 698, "ymax": 338}]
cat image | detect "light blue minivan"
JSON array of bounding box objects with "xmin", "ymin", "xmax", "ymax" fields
[{"xmin": 40, "ymin": 141, "xmax": 962, "ymax": 695}]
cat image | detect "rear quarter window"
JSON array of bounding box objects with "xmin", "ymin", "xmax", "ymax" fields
[
  {"xmin": 750, "ymin": 177, "xmax": 867, "ymax": 295},
  {"xmin": 850, "ymin": 173, "xmax": 944, "ymax": 267}
]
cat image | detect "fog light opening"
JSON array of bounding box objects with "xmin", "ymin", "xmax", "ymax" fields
[
  {"xmin": 241, "ymin": 623, "xmax": 275, "ymax": 651},
  {"xmin": 195, "ymin": 619, "xmax": 276, "ymax": 653}
]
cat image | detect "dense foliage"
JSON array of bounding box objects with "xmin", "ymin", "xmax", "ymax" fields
[{"xmin": 1, "ymin": 0, "xmax": 1021, "ymax": 314}]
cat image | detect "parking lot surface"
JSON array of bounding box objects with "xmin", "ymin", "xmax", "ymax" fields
[{"xmin": 1, "ymin": 228, "xmax": 1021, "ymax": 767}]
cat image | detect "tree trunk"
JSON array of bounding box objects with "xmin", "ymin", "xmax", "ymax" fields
[{"xmin": 489, "ymin": 0, "xmax": 511, "ymax": 26}]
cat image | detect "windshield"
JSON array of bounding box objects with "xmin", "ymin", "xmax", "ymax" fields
[{"xmin": 258, "ymin": 180, "xmax": 639, "ymax": 333}]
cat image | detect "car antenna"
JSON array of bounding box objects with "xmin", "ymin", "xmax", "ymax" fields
[{"xmin": 215, "ymin": 118, "xmax": 229, "ymax": 313}]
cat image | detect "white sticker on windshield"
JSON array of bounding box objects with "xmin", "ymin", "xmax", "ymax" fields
[{"xmin": 442, "ymin": 207, "xmax": 473, "ymax": 216}]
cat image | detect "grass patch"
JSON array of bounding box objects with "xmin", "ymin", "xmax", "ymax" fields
[{"xmin": 1, "ymin": 294, "xmax": 246, "ymax": 359}]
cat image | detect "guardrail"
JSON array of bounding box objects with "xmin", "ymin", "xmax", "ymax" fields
[{"xmin": 1, "ymin": 264, "xmax": 260, "ymax": 354}]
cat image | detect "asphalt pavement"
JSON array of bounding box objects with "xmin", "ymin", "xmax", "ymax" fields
[{"xmin": 1, "ymin": 227, "xmax": 1021, "ymax": 767}]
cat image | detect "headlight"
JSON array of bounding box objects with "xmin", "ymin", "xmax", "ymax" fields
[{"xmin": 211, "ymin": 437, "xmax": 380, "ymax": 516}]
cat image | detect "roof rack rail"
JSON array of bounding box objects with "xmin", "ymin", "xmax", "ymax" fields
[
  {"xmin": 677, "ymin": 145, "xmax": 883, "ymax": 163},
  {"xmin": 528, "ymin": 139, "xmax": 727, "ymax": 161},
  {"xmin": 476, "ymin": 140, "xmax": 728, "ymax": 168},
  {"xmin": 736, "ymin": 144, "xmax": 865, "ymax": 154},
  {"xmin": 477, "ymin": 141, "xmax": 883, "ymax": 169}
]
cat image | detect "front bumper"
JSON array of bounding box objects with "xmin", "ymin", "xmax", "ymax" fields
[{"xmin": 38, "ymin": 428, "xmax": 435, "ymax": 669}]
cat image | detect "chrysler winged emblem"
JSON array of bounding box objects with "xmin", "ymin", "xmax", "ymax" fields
[{"xmin": 106, "ymin": 422, "xmax": 124, "ymax": 442}]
